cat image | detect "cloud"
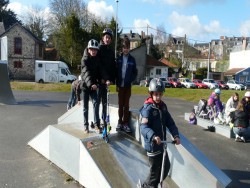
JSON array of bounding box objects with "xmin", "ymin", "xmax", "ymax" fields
[
  {"xmin": 240, "ymin": 20, "xmax": 250, "ymax": 37},
  {"xmin": 162, "ymin": 0, "xmax": 225, "ymax": 7},
  {"xmin": 133, "ymin": 19, "xmax": 151, "ymax": 34},
  {"xmin": 87, "ymin": 0, "xmax": 114, "ymax": 21},
  {"xmin": 168, "ymin": 11, "xmax": 229, "ymax": 41},
  {"xmin": 8, "ymin": 2, "xmax": 29, "ymax": 19}
]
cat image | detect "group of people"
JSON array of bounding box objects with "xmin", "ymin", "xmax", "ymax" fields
[
  {"xmin": 67, "ymin": 27, "xmax": 138, "ymax": 134},
  {"xmin": 207, "ymin": 88, "xmax": 250, "ymax": 142},
  {"xmin": 66, "ymin": 28, "xmax": 181, "ymax": 187}
]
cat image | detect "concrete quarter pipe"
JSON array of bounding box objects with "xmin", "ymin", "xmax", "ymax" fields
[{"xmin": 0, "ymin": 61, "xmax": 16, "ymax": 105}]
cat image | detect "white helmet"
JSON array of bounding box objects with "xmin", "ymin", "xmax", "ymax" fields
[
  {"xmin": 214, "ymin": 88, "xmax": 221, "ymax": 95},
  {"xmin": 78, "ymin": 75, "xmax": 81, "ymax": 81},
  {"xmin": 87, "ymin": 39, "xmax": 99, "ymax": 50},
  {"xmin": 245, "ymin": 91, "xmax": 250, "ymax": 97}
]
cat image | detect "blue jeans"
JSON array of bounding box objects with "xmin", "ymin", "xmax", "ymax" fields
[
  {"xmin": 83, "ymin": 89, "xmax": 100, "ymax": 129},
  {"xmin": 233, "ymin": 127, "xmax": 250, "ymax": 138},
  {"xmin": 98, "ymin": 84, "xmax": 107, "ymax": 124},
  {"xmin": 67, "ymin": 85, "xmax": 76, "ymax": 109}
]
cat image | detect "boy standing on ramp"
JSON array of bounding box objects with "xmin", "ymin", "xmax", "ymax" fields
[{"xmin": 140, "ymin": 78, "xmax": 181, "ymax": 187}]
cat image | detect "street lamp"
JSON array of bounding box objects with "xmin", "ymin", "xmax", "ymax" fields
[{"xmin": 115, "ymin": 0, "xmax": 119, "ymax": 59}]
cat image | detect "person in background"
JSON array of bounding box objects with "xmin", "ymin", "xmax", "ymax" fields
[
  {"xmin": 67, "ymin": 75, "xmax": 82, "ymax": 111},
  {"xmin": 230, "ymin": 100, "xmax": 250, "ymax": 142},
  {"xmin": 140, "ymin": 78, "xmax": 181, "ymax": 188},
  {"xmin": 98, "ymin": 28, "xmax": 117, "ymax": 127},
  {"xmin": 207, "ymin": 88, "xmax": 225, "ymax": 124},
  {"xmin": 80, "ymin": 39, "xmax": 101, "ymax": 134},
  {"xmin": 242, "ymin": 91, "xmax": 250, "ymax": 121},
  {"xmin": 225, "ymin": 92, "xmax": 239, "ymax": 124},
  {"xmin": 116, "ymin": 36, "xmax": 138, "ymax": 133}
]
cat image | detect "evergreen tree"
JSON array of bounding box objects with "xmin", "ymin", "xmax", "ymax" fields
[{"xmin": 0, "ymin": 0, "xmax": 20, "ymax": 29}]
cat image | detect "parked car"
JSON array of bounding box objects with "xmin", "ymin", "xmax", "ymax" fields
[
  {"xmin": 159, "ymin": 77, "xmax": 172, "ymax": 88},
  {"xmin": 244, "ymin": 81, "xmax": 250, "ymax": 90},
  {"xmin": 178, "ymin": 78, "xmax": 196, "ymax": 88},
  {"xmin": 202, "ymin": 79, "xmax": 219, "ymax": 89},
  {"xmin": 139, "ymin": 78, "xmax": 153, "ymax": 87},
  {"xmin": 215, "ymin": 80, "xmax": 229, "ymax": 90},
  {"xmin": 167, "ymin": 77, "xmax": 182, "ymax": 88},
  {"xmin": 192, "ymin": 79, "xmax": 208, "ymax": 89},
  {"xmin": 227, "ymin": 80, "xmax": 245, "ymax": 90}
]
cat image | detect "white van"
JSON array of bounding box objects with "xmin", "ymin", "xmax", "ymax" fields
[{"xmin": 35, "ymin": 60, "xmax": 76, "ymax": 83}]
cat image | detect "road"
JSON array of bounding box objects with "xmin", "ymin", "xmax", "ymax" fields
[{"xmin": 0, "ymin": 90, "xmax": 249, "ymax": 188}]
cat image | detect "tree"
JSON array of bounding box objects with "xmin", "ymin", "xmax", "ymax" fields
[
  {"xmin": 23, "ymin": 6, "xmax": 49, "ymax": 40},
  {"xmin": 0, "ymin": 0, "xmax": 20, "ymax": 29}
]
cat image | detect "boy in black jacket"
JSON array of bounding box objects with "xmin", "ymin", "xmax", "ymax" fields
[
  {"xmin": 80, "ymin": 39, "xmax": 101, "ymax": 134},
  {"xmin": 98, "ymin": 28, "xmax": 117, "ymax": 127}
]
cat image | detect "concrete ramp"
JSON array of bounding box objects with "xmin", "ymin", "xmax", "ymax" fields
[
  {"xmin": 0, "ymin": 61, "xmax": 16, "ymax": 105},
  {"xmin": 29, "ymin": 104, "xmax": 232, "ymax": 188}
]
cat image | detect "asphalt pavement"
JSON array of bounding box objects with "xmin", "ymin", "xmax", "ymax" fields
[{"xmin": 0, "ymin": 90, "xmax": 249, "ymax": 188}]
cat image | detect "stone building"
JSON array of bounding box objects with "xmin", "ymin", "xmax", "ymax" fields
[{"xmin": 0, "ymin": 22, "xmax": 44, "ymax": 80}]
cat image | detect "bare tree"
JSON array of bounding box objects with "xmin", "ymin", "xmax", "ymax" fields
[
  {"xmin": 154, "ymin": 24, "xmax": 168, "ymax": 57},
  {"xmin": 22, "ymin": 6, "xmax": 49, "ymax": 40}
]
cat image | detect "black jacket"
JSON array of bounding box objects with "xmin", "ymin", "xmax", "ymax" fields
[
  {"xmin": 98, "ymin": 43, "xmax": 116, "ymax": 83},
  {"xmin": 230, "ymin": 110, "xmax": 249, "ymax": 128},
  {"xmin": 81, "ymin": 48, "xmax": 100, "ymax": 90}
]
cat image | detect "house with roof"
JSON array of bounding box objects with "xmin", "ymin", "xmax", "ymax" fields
[
  {"xmin": 0, "ymin": 22, "xmax": 45, "ymax": 80},
  {"xmin": 224, "ymin": 37, "xmax": 250, "ymax": 82}
]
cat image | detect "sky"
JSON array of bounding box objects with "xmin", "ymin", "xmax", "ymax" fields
[{"xmin": 8, "ymin": 0, "xmax": 250, "ymax": 43}]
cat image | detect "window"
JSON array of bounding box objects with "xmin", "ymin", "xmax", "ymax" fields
[
  {"xmin": 14, "ymin": 37, "xmax": 22, "ymax": 54},
  {"xmin": 14, "ymin": 61, "xmax": 22, "ymax": 68},
  {"xmin": 39, "ymin": 44, "xmax": 43, "ymax": 57},
  {"xmin": 156, "ymin": 69, "xmax": 161, "ymax": 75}
]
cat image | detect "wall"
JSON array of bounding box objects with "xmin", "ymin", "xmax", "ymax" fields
[{"xmin": 230, "ymin": 50, "xmax": 250, "ymax": 69}]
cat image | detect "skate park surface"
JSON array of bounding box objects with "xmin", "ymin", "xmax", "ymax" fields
[{"xmin": 0, "ymin": 90, "xmax": 250, "ymax": 187}]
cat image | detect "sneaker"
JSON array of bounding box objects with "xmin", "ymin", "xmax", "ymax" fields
[
  {"xmin": 84, "ymin": 128, "xmax": 89, "ymax": 134},
  {"xmin": 122, "ymin": 124, "xmax": 132, "ymax": 133},
  {"xmin": 67, "ymin": 105, "xmax": 70, "ymax": 111},
  {"xmin": 235, "ymin": 136, "xmax": 242, "ymax": 142},
  {"xmin": 95, "ymin": 126, "xmax": 102, "ymax": 134},
  {"xmin": 116, "ymin": 123, "xmax": 122, "ymax": 131},
  {"xmin": 241, "ymin": 136, "xmax": 246, "ymax": 143}
]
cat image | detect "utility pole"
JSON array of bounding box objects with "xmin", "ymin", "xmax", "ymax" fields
[
  {"xmin": 115, "ymin": 0, "xmax": 119, "ymax": 59},
  {"xmin": 207, "ymin": 42, "xmax": 211, "ymax": 79}
]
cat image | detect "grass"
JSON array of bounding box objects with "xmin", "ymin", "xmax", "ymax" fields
[{"xmin": 10, "ymin": 81, "xmax": 247, "ymax": 103}]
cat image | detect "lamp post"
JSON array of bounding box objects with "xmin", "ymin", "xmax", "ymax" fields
[
  {"xmin": 115, "ymin": 0, "xmax": 119, "ymax": 59},
  {"xmin": 207, "ymin": 42, "xmax": 211, "ymax": 79}
]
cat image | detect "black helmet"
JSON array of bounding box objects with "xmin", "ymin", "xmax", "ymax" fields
[
  {"xmin": 149, "ymin": 78, "xmax": 165, "ymax": 93},
  {"xmin": 103, "ymin": 28, "xmax": 113, "ymax": 37}
]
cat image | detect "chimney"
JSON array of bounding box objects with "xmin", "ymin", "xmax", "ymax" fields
[{"xmin": 242, "ymin": 37, "xmax": 246, "ymax": 51}]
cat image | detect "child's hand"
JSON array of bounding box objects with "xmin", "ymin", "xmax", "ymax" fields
[
  {"xmin": 91, "ymin": 84, "xmax": 97, "ymax": 90},
  {"xmin": 106, "ymin": 80, "xmax": 111, "ymax": 86},
  {"xmin": 154, "ymin": 136, "xmax": 162, "ymax": 145},
  {"xmin": 174, "ymin": 137, "xmax": 181, "ymax": 145}
]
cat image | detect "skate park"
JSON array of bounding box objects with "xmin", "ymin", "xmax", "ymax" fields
[
  {"xmin": 1, "ymin": 66, "xmax": 250, "ymax": 187},
  {"xmin": 1, "ymin": 90, "xmax": 250, "ymax": 187}
]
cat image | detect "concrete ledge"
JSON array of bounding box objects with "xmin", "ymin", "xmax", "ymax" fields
[{"xmin": 184, "ymin": 113, "xmax": 234, "ymax": 138}]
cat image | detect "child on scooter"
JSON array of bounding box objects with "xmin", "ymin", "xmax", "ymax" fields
[{"xmin": 140, "ymin": 78, "xmax": 181, "ymax": 187}]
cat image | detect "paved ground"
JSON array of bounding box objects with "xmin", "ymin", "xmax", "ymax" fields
[{"xmin": 0, "ymin": 90, "xmax": 249, "ymax": 188}]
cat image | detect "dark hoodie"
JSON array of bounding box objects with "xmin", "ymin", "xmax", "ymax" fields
[
  {"xmin": 80, "ymin": 48, "xmax": 101, "ymax": 90},
  {"xmin": 98, "ymin": 43, "xmax": 116, "ymax": 84},
  {"xmin": 140, "ymin": 97, "xmax": 179, "ymax": 156}
]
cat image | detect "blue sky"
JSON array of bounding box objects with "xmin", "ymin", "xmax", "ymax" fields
[{"xmin": 8, "ymin": 0, "xmax": 250, "ymax": 43}]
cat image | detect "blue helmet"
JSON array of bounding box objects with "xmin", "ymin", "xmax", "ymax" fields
[{"xmin": 214, "ymin": 88, "xmax": 221, "ymax": 95}]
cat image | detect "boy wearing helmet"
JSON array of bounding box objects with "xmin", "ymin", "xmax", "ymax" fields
[
  {"xmin": 98, "ymin": 28, "xmax": 117, "ymax": 127},
  {"xmin": 80, "ymin": 39, "xmax": 101, "ymax": 134},
  {"xmin": 116, "ymin": 36, "xmax": 138, "ymax": 133},
  {"xmin": 140, "ymin": 78, "xmax": 181, "ymax": 187}
]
